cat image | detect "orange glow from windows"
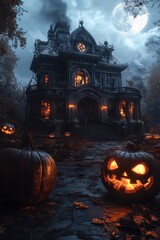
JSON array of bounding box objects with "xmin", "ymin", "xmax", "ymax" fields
[
  {"xmin": 74, "ymin": 70, "xmax": 89, "ymax": 87},
  {"xmin": 119, "ymin": 100, "xmax": 126, "ymax": 119},
  {"xmin": 129, "ymin": 102, "xmax": 134, "ymax": 120},
  {"xmin": 68, "ymin": 104, "xmax": 75, "ymax": 109},
  {"xmin": 41, "ymin": 101, "xmax": 51, "ymax": 119},
  {"xmin": 101, "ymin": 105, "xmax": 108, "ymax": 111},
  {"xmin": 44, "ymin": 74, "xmax": 49, "ymax": 84}
]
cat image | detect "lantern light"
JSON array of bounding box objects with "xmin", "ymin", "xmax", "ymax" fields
[
  {"xmin": 101, "ymin": 105, "xmax": 108, "ymax": 111},
  {"xmin": 68, "ymin": 104, "xmax": 75, "ymax": 109},
  {"xmin": 64, "ymin": 132, "xmax": 71, "ymax": 137}
]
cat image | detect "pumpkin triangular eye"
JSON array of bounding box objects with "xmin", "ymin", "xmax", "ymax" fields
[
  {"xmin": 132, "ymin": 163, "xmax": 148, "ymax": 175},
  {"xmin": 107, "ymin": 158, "xmax": 119, "ymax": 170}
]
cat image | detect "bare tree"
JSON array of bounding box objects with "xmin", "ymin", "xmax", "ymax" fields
[
  {"xmin": 124, "ymin": 0, "xmax": 160, "ymax": 59},
  {"xmin": 0, "ymin": 1, "xmax": 27, "ymax": 126},
  {"xmin": 0, "ymin": 42, "xmax": 25, "ymax": 125},
  {"xmin": 124, "ymin": 0, "xmax": 160, "ymax": 14}
]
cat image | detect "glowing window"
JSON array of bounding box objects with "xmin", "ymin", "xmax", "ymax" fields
[
  {"xmin": 74, "ymin": 70, "xmax": 89, "ymax": 87},
  {"xmin": 119, "ymin": 100, "xmax": 126, "ymax": 119},
  {"xmin": 44, "ymin": 74, "xmax": 49, "ymax": 84},
  {"xmin": 41, "ymin": 101, "xmax": 51, "ymax": 119},
  {"xmin": 129, "ymin": 102, "xmax": 134, "ymax": 120}
]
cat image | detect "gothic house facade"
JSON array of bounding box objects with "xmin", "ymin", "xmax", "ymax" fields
[{"xmin": 26, "ymin": 21, "xmax": 142, "ymax": 136}]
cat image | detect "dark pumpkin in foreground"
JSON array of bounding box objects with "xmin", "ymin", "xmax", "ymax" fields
[
  {"xmin": 101, "ymin": 149, "xmax": 160, "ymax": 202},
  {"xmin": 0, "ymin": 148, "xmax": 56, "ymax": 205}
]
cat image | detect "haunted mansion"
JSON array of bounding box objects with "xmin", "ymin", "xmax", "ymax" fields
[{"xmin": 26, "ymin": 21, "xmax": 142, "ymax": 137}]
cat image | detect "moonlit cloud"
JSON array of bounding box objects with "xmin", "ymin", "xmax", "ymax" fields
[{"xmin": 14, "ymin": 0, "xmax": 160, "ymax": 86}]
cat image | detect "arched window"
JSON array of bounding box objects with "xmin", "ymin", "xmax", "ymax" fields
[
  {"xmin": 41, "ymin": 101, "xmax": 51, "ymax": 119},
  {"xmin": 119, "ymin": 100, "xmax": 126, "ymax": 120},
  {"xmin": 73, "ymin": 69, "xmax": 89, "ymax": 87},
  {"xmin": 44, "ymin": 74, "xmax": 49, "ymax": 84}
]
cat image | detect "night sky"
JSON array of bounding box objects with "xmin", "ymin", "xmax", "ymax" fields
[{"xmin": 14, "ymin": 0, "xmax": 159, "ymax": 87}]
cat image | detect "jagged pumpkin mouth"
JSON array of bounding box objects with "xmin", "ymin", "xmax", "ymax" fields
[{"xmin": 106, "ymin": 174, "xmax": 154, "ymax": 193}]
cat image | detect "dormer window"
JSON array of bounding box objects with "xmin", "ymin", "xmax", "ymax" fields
[
  {"xmin": 41, "ymin": 101, "xmax": 51, "ymax": 119},
  {"xmin": 44, "ymin": 74, "xmax": 49, "ymax": 84},
  {"xmin": 74, "ymin": 69, "xmax": 89, "ymax": 87}
]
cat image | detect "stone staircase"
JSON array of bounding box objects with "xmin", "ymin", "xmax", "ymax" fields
[{"xmin": 77, "ymin": 123, "xmax": 123, "ymax": 141}]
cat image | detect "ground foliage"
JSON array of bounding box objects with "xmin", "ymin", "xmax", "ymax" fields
[{"xmin": 0, "ymin": 139, "xmax": 160, "ymax": 239}]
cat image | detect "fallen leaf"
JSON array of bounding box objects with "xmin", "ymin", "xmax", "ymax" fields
[
  {"xmin": 73, "ymin": 201, "xmax": 89, "ymax": 209},
  {"xmin": 150, "ymin": 215, "xmax": 159, "ymax": 222},
  {"xmin": 145, "ymin": 231, "xmax": 158, "ymax": 238},
  {"xmin": 115, "ymin": 223, "xmax": 121, "ymax": 227},
  {"xmin": 91, "ymin": 218, "xmax": 104, "ymax": 225},
  {"xmin": 133, "ymin": 215, "xmax": 145, "ymax": 226},
  {"xmin": 103, "ymin": 207, "xmax": 132, "ymax": 222}
]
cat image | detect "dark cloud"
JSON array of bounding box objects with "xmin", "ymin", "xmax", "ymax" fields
[
  {"xmin": 14, "ymin": 0, "xmax": 160, "ymax": 87},
  {"xmin": 40, "ymin": 0, "xmax": 71, "ymax": 27}
]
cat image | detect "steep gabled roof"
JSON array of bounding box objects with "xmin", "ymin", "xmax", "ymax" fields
[{"xmin": 67, "ymin": 21, "xmax": 98, "ymax": 53}]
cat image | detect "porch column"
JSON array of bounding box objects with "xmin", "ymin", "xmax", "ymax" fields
[{"xmin": 126, "ymin": 101, "xmax": 129, "ymax": 121}]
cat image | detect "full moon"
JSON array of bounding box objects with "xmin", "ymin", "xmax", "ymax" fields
[{"xmin": 112, "ymin": 2, "xmax": 149, "ymax": 35}]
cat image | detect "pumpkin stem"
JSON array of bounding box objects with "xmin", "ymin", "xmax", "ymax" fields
[
  {"xmin": 21, "ymin": 131, "xmax": 35, "ymax": 150},
  {"xmin": 126, "ymin": 141, "xmax": 136, "ymax": 152}
]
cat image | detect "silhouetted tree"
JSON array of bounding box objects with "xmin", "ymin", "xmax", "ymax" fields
[
  {"xmin": 0, "ymin": 42, "xmax": 26, "ymax": 126},
  {"xmin": 146, "ymin": 27, "xmax": 160, "ymax": 60},
  {"xmin": 145, "ymin": 63, "xmax": 160, "ymax": 125},
  {"xmin": 0, "ymin": 1, "xmax": 26, "ymax": 127},
  {"xmin": 0, "ymin": 0, "xmax": 26, "ymax": 55},
  {"xmin": 124, "ymin": 0, "xmax": 160, "ymax": 14},
  {"xmin": 124, "ymin": 0, "xmax": 160, "ymax": 59}
]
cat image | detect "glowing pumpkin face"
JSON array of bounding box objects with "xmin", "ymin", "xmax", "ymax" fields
[
  {"xmin": 101, "ymin": 150, "xmax": 160, "ymax": 202},
  {"xmin": 1, "ymin": 124, "xmax": 15, "ymax": 135}
]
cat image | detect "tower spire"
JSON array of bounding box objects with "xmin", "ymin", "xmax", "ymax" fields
[{"xmin": 79, "ymin": 12, "xmax": 84, "ymax": 27}]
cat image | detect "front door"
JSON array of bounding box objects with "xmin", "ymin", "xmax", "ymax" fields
[{"xmin": 78, "ymin": 97, "xmax": 99, "ymax": 125}]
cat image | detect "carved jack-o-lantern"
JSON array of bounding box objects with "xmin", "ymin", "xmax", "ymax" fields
[
  {"xmin": 1, "ymin": 124, "xmax": 15, "ymax": 135},
  {"xmin": 101, "ymin": 144, "xmax": 160, "ymax": 202}
]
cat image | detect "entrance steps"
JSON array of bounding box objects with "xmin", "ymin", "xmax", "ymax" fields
[{"xmin": 77, "ymin": 123, "xmax": 123, "ymax": 141}]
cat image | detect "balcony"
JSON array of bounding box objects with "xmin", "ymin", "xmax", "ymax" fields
[
  {"xmin": 26, "ymin": 83, "xmax": 66, "ymax": 92},
  {"xmin": 103, "ymin": 87, "xmax": 141, "ymax": 94}
]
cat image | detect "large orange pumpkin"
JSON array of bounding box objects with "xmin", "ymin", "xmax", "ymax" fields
[
  {"xmin": 0, "ymin": 146, "xmax": 57, "ymax": 206},
  {"xmin": 101, "ymin": 143, "xmax": 160, "ymax": 203}
]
